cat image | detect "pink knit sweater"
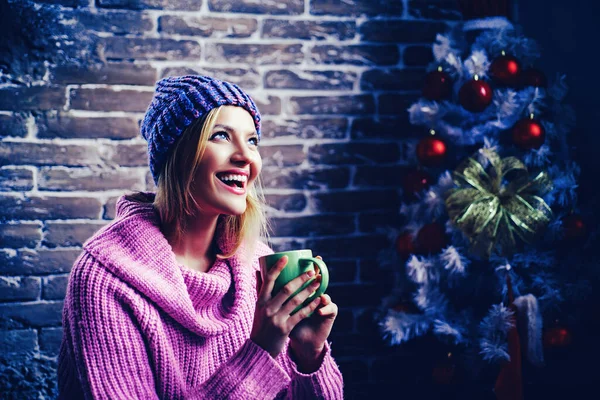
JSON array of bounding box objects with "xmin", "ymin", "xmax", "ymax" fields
[{"xmin": 57, "ymin": 194, "xmax": 344, "ymax": 399}]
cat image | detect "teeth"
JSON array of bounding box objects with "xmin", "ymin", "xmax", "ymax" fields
[{"xmin": 219, "ymin": 174, "xmax": 248, "ymax": 182}]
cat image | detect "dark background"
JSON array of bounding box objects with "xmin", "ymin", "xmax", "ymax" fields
[{"xmin": 0, "ymin": 0, "xmax": 598, "ymax": 398}]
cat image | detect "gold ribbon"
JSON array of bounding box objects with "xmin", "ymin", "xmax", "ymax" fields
[{"xmin": 445, "ymin": 150, "xmax": 553, "ymax": 258}]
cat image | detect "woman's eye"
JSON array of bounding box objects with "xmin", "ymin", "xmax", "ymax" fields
[
  {"xmin": 210, "ymin": 131, "xmax": 229, "ymax": 141},
  {"xmin": 248, "ymin": 136, "xmax": 259, "ymax": 146}
]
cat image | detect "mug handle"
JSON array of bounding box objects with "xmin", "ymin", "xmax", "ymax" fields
[{"xmin": 300, "ymin": 257, "xmax": 329, "ymax": 303}]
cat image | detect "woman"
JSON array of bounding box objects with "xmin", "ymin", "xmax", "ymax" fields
[{"xmin": 57, "ymin": 75, "xmax": 344, "ymax": 399}]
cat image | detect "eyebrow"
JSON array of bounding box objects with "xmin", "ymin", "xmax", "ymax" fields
[{"xmin": 213, "ymin": 124, "xmax": 257, "ymax": 136}]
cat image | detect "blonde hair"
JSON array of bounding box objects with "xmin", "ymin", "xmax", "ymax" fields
[{"xmin": 154, "ymin": 106, "xmax": 269, "ymax": 259}]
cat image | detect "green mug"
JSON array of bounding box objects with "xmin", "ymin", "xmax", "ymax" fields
[{"xmin": 258, "ymin": 249, "xmax": 329, "ymax": 315}]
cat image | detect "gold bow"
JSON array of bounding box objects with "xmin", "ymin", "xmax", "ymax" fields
[{"xmin": 445, "ymin": 150, "xmax": 553, "ymax": 258}]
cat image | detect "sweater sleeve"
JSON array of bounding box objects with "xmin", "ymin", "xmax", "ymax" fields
[
  {"xmin": 59, "ymin": 253, "xmax": 292, "ymax": 400},
  {"xmin": 275, "ymin": 340, "xmax": 344, "ymax": 399},
  {"xmin": 59, "ymin": 253, "xmax": 160, "ymax": 400}
]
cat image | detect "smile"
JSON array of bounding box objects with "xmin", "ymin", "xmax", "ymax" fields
[{"xmin": 216, "ymin": 173, "xmax": 248, "ymax": 194}]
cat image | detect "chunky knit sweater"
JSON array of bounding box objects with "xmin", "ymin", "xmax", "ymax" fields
[{"xmin": 57, "ymin": 194, "xmax": 344, "ymax": 399}]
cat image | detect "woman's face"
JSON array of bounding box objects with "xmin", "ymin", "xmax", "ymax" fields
[{"xmin": 191, "ymin": 105, "xmax": 262, "ymax": 216}]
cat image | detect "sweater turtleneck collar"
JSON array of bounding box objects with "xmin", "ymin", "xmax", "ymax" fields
[{"xmin": 82, "ymin": 192, "xmax": 262, "ymax": 338}]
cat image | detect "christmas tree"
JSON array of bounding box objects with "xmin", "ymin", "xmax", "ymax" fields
[{"xmin": 377, "ymin": 12, "xmax": 596, "ymax": 398}]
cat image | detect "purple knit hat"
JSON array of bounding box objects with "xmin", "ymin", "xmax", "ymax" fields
[{"xmin": 141, "ymin": 75, "xmax": 261, "ymax": 184}]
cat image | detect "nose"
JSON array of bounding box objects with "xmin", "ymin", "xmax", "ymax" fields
[{"xmin": 230, "ymin": 141, "xmax": 253, "ymax": 166}]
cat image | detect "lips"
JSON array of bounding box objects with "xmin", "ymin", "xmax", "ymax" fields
[{"xmin": 216, "ymin": 170, "xmax": 249, "ymax": 194}]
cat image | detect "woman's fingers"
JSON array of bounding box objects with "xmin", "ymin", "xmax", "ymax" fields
[
  {"xmin": 258, "ymin": 255, "xmax": 288, "ymax": 302},
  {"xmin": 316, "ymin": 294, "xmax": 338, "ymax": 317},
  {"xmin": 279, "ymin": 275, "xmax": 321, "ymax": 315},
  {"xmin": 288, "ymin": 295, "xmax": 322, "ymax": 325},
  {"xmin": 269, "ymin": 269, "xmax": 317, "ymax": 312}
]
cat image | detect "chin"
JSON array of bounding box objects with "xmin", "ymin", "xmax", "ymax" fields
[{"xmin": 220, "ymin": 204, "xmax": 247, "ymax": 216}]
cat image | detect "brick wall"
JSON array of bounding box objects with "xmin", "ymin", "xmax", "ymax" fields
[{"xmin": 0, "ymin": 0, "xmax": 461, "ymax": 398}]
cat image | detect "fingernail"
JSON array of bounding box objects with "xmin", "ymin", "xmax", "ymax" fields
[{"xmin": 307, "ymin": 270, "xmax": 315, "ymax": 277}]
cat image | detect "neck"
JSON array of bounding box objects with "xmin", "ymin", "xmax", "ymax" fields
[{"xmin": 167, "ymin": 214, "xmax": 220, "ymax": 273}]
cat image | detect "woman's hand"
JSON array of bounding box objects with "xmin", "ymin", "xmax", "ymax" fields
[
  {"xmin": 251, "ymin": 255, "xmax": 324, "ymax": 359},
  {"xmin": 289, "ymin": 256, "xmax": 338, "ymax": 373}
]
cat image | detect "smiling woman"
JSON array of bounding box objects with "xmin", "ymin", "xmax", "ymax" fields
[{"xmin": 56, "ymin": 75, "xmax": 344, "ymax": 399}]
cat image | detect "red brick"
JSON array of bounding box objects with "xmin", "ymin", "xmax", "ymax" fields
[
  {"xmin": 51, "ymin": 62, "xmax": 157, "ymax": 85},
  {"xmin": 0, "ymin": 276, "xmax": 40, "ymax": 301},
  {"xmin": 0, "ymin": 196, "xmax": 102, "ymax": 221},
  {"xmin": 42, "ymin": 275, "xmax": 69, "ymax": 300},
  {"xmin": 69, "ymin": 87, "xmax": 154, "ymax": 112},
  {"xmin": 0, "ymin": 86, "xmax": 66, "ymax": 111},
  {"xmin": 206, "ymin": 43, "xmax": 303, "ymax": 65},
  {"xmin": 351, "ymin": 117, "xmax": 413, "ymax": 139},
  {"xmin": 403, "ymin": 45, "xmax": 434, "ymax": 67},
  {"xmin": 209, "ymin": 0, "xmax": 303, "ymax": 14},
  {"xmin": 323, "ymin": 259, "xmax": 358, "ymax": 283},
  {"xmin": 265, "ymin": 70, "xmax": 356, "ymax": 90},
  {"xmin": 102, "ymin": 37, "xmax": 202, "ymax": 61},
  {"xmin": 262, "ymin": 19, "xmax": 355, "ymax": 40},
  {"xmin": 0, "ymin": 167, "xmax": 34, "ymax": 191},
  {"xmin": 261, "ymin": 166, "xmax": 350, "ymax": 190},
  {"xmin": 0, "ymin": 249, "xmax": 81, "ymax": 275},
  {"xmin": 360, "ymin": 20, "xmax": 449, "ymax": 43},
  {"xmin": 259, "ymin": 145, "xmax": 305, "ymax": 167},
  {"xmin": 264, "ymin": 193, "xmax": 307, "ymax": 212},
  {"xmin": 39, "ymin": 327, "xmax": 63, "ymax": 355},
  {"xmin": 248, "ymin": 95, "xmax": 281, "ymax": 115},
  {"xmin": 0, "ymin": 222, "xmax": 42, "ymax": 248},
  {"xmin": 408, "ymin": 0, "xmax": 462, "ymax": 20},
  {"xmin": 359, "ymin": 259, "xmax": 396, "ymax": 284},
  {"xmin": 38, "ymin": 167, "xmax": 147, "ymax": 192},
  {"xmin": 0, "ymin": 142, "xmax": 147, "ymax": 167},
  {"xmin": 358, "ymin": 210, "xmax": 404, "ymax": 233},
  {"xmin": 310, "ymin": 44, "xmax": 400, "ymax": 66},
  {"xmin": 36, "ymin": 113, "xmax": 140, "ymax": 140},
  {"xmin": 43, "ymin": 221, "xmax": 107, "ymax": 248},
  {"xmin": 311, "ymin": 189, "xmax": 400, "ymax": 212},
  {"xmin": 0, "ymin": 113, "xmax": 28, "ymax": 138},
  {"xmin": 354, "ymin": 165, "xmax": 407, "ymax": 187},
  {"xmin": 70, "ymin": 9, "xmax": 153, "ymax": 34},
  {"xmin": 103, "ymin": 196, "xmax": 120, "ymax": 220},
  {"xmin": 310, "ymin": 0, "xmax": 403, "ymax": 16},
  {"xmin": 160, "ymin": 67, "xmax": 261, "ymax": 89},
  {"xmin": 308, "ymin": 142, "xmax": 400, "ymax": 165},
  {"xmin": 270, "ymin": 215, "xmax": 355, "ymax": 237},
  {"xmin": 289, "ymin": 95, "xmax": 375, "ymax": 115},
  {"xmin": 0, "ymin": 301, "xmax": 64, "ymax": 328},
  {"xmin": 378, "ymin": 93, "xmax": 420, "ymax": 116},
  {"xmin": 261, "ymin": 118, "xmax": 348, "ymax": 140},
  {"xmin": 324, "ymin": 283, "xmax": 383, "ymax": 307},
  {"xmin": 0, "ymin": 329, "xmax": 37, "ymax": 355},
  {"xmin": 97, "ymin": 0, "xmax": 201, "ymax": 11},
  {"xmin": 361, "ymin": 68, "xmax": 425, "ymax": 91},
  {"xmin": 159, "ymin": 16, "xmax": 257, "ymax": 37}
]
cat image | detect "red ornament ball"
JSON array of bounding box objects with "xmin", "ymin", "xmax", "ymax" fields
[
  {"xmin": 458, "ymin": 78, "xmax": 493, "ymax": 113},
  {"xmin": 562, "ymin": 214, "xmax": 587, "ymax": 241},
  {"xmin": 543, "ymin": 325, "xmax": 572, "ymax": 348},
  {"xmin": 402, "ymin": 169, "xmax": 432, "ymax": 196},
  {"xmin": 489, "ymin": 53, "xmax": 521, "ymax": 86},
  {"xmin": 512, "ymin": 118, "xmax": 546, "ymax": 149},
  {"xmin": 422, "ymin": 69, "xmax": 453, "ymax": 101},
  {"xmin": 520, "ymin": 67, "xmax": 547, "ymax": 88},
  {"xmin": 416, "ymin": 222, "xmax": 447, "ymax": 255},
  {"xmin": 417, "ymin": 137, "xmax": 447, "ymax": 167},
  {"xmin": 395, "ymin": 231, "xmax": 416, "ymax": 259}
]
